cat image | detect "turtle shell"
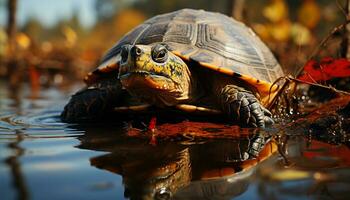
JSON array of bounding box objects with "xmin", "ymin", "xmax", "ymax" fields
[{"xmin": 87, "ymin": 9, "xmax": 284, "ymax": 106}]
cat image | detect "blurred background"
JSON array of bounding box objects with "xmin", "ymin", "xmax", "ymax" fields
[{"xmin": 0, "ymin": 0, "xmax": 347, "ymax": 88}]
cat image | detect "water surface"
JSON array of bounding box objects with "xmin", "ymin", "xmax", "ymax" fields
[{"xmin": 1, "ymin": 80, "xmax": 349, "ymax": 200}]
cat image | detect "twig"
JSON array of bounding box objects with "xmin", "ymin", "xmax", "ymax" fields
[
  {"xmin": 291, "ymin": 21, "xmax": 349, "ymax": 81},
  {"xmin": 270, "ymin": 20, "xmax": 350, "ymax": 108},
  {"xmin": 289, "ymin": 76, "xmax": 350, "ymax": 96},
  {"xmin": 267, "ymin": 77, "xmax": 291, "ymax": 110},
  {"xmin": 305, "ymin": 72, "xmax": 317, "ymax": 84},
  {"xmin": 268, "ymin": 73, "xmax": 350, "ymax": 111},
  {"xmin": 268, "ymin": 3, "xmax": 350, "ymax": 111},
  {"xmin": 307, "ymin": 21, "xmax": 350, "ymax": 63},
  {"xmin": 336, "ymin": 0, "xmax": 348, "ymax": 19}
]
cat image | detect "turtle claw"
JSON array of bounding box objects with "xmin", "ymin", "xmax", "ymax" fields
[
  {"xmin": 261, "ymin": 107, "xmax": 274, "ymax": 126},
  {"xmin": 220, "ymin": 85, "xmax": 275, "ymax": 128},
  {"xmin": 264, "ymin": 115, "xmax": 275, "ymax": 127},
  {"xmin": 243, "ymin": 99, "xmax": 275, "ymax": 128}
]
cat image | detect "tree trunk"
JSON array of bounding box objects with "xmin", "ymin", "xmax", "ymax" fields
[{"xmin": 7, "ymin": 0, "xmax": 17, "ymax": 56}]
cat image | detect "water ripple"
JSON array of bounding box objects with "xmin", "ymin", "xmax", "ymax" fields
[{"xmin": 0, "ymin": 109, "xmax": 84, "ymax": 138}]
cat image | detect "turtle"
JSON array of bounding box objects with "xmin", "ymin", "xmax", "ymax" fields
[{"xmin": 61, "ymin": 9, "xmax": 284, "ymax": 127}]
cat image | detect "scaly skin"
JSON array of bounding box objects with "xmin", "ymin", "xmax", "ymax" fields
[
  {"xmin": 61, "ymin": 79, "xmax": 124, "ymax": 122},
  {"xmin": 119, "ymin": 44, "xmax": 193, "ymax": 107},
  {"xmin": 219, "ymin": 85, "xmax": 274, "ymax": 127}
]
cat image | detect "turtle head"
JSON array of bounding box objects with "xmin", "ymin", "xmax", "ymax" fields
[{"xmin": 118, "ymin": 44, "xmax": 192, "ymax": 106}]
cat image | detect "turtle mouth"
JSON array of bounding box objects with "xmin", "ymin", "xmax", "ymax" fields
[{"xmin": 120, "ymin": 70, "xmax": 179, "ymax": 92}]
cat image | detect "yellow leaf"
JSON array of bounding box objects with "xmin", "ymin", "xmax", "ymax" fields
[
  {"xmin": 291, "ymin": 23, "xmax": 312, "ymax": 46},
  {"xmin": 263, "ymin": 0, "xmax": 288, "ymax": 23},
  {"xmin": 269, "ymin": 20, "xmax": 291, "ymax": 42},
  {"xmin": 62, "ymin": 26, "xmax": 77, "ymax": 47},
  {"xmin": 16, "ymin": 32, "xmax": 31, "ymax": 49},
  {"xmin": 298, "ymin": 0, "xmax": 321, "ymax": 29},
  {"xmin": 252, "ymin": 24, "xmax": 271, "ymax": 41}
]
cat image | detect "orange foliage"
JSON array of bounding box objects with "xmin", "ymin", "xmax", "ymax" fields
[
  {"xmin": 113, "ymin": 9, "xmax": 146, "ymax": 38},
  {"xmin": 297, "ymin": 0, "xmax": 321, "ymax": 29},
  {"xmin": 83, "ymin": 9, "xmax": 146, "ymax": 56}
]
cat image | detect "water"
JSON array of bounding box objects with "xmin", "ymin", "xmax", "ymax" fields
[{"xmin": 0, "ymin": 80, "xmax": 349, "ymax": 200}]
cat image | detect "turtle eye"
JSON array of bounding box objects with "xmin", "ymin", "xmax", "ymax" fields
[{"xmin": 152, "ymin": 45, "xmax": 168, "ymax": 63}]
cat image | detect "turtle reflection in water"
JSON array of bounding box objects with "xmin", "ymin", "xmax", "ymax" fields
[
  {"xmin": 61, "ymin": 9, "xmax": 285, "ymax": 127},
  {"xmin": 78, "ymin": 131, "xmax": 277, "ymax": 199}
]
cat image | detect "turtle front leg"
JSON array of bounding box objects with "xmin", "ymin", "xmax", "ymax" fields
[
  {"xmin": 61, "ymin": 79, "xmax": 124, "ymax": 122},
  {"xmin": 219, "ymin": 85, "xmax": 274, "ymax": 127}
]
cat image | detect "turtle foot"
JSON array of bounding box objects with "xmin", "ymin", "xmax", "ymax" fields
[
  {"xmin": 220, "ymin": 85, "xmax": 274, "ymax": 128},
  {"xmin": 61, "ymin": 88, "xmax": 109, "ymax": 122},
  {"xmin": 61, "ymin": 80, "xmax": 123, "ymax": 123}
]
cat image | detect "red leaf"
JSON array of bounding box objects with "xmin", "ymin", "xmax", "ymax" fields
[
  {"xmin": 148, "ymin": 116, "xmax": 157, "ymax": 131},
  {"xmin": 298, "ymin": 57, "xmax": 350, "ymax": 82}
]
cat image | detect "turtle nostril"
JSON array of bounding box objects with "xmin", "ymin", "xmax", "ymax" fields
[
  {"xmin": 135, "ymin": 47, "xmax": 142, "ymax": 55},
  {"xmin": 131, "ymin": 46, "xmax": 142, "ymax": 57}
]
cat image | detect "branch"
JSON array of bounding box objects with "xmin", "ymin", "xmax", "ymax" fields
[{"xmin": 289, "ymin": 76, "xmax": 350, "ymax": 96}]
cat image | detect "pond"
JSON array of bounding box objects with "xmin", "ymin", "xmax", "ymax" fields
[{"xmin": 0, "ymin": 80, "xmax": 349, "ymax": 200}]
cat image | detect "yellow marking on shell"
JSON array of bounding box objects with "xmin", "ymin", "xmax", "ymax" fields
[
  {"xmin": 99, "ymin": 54, "xmax": 120, "ymax": 70},
  {"xmin": 114, "ymin": 104, "xmax": 151, "ymax": 112},
  {"xmin": 84, "ymin": 55, "xmax": 119, "ymax": 85},
  {"xmin": 240, "ymin": 75, "xmax": 280, "ymax": 107},
  {"xmin": 99, "ymin": 62, "xmax": 119, "ymax": 73},
  {"xmin": 173, "ymin": 50, "xmax": 190, "ymax": 60},
  {"xmin": 176, "ymin": 104, "xmax": 222, "ymax": 114},
  {"xmin": 173, "ymin": 51, "xmax": 281, "ymax": 107}
]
